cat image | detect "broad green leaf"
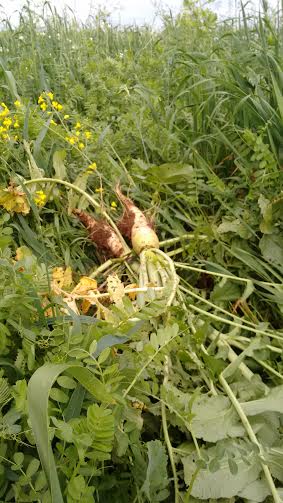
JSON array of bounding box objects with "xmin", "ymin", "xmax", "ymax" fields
[
  {"xmin": 191, "ymin": 395, "xmax": 245, "ymax": 442},
  {"xmin": 53, "ymin": 150, "xmax": 67, "ymax": 180},
  {"xmin": 242, "ymin": 385, "xmax": 283, "ymax": 416},
  {"xmin": 259, "ymin": 233, "xmax": 283, "ymax": 267},
  {"xmin": 147, "ymin": 163, "xmax": 194, "ymax": 184},
  {"xmin": 182, "ymin": 440, "xmax": 261, "ymax": 499},
  {"xmin": 265, "ymin": 446, "xmax": 283, "ymax": 482},
  {"xmin": 211, "ymin": 280, "xmax": 241, "ymax": 302},
  {"xmin": 141, "ymin": 440, "xmax": 169, "ymax": 502},
  {"xmin": 238, "ymin": 478, "xmax": 271, "ymax": 502}
]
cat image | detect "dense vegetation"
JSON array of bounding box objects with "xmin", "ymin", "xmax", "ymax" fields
[{"xmin": 1, "ymin": 1, "xmax": 283, "ymax": 501}]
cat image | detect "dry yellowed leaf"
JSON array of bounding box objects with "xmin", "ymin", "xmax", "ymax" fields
[
  {"xmin": 107, "ymin": 274, "xmax": 125, "ymax": 307},
  {"xmin": 71, "ymin": 276, "xmax": 98, "ymax": 296},
  {"xmin": 125, "ymin": 283, "xmax": 138, "ymax": 301},
  {"xmin": 52, "ymin": 266, "xmax": 73, "ymax": 291},
  {"xmin": 0, "ymin": 186, "xmax": 30, "ymax": 215}
]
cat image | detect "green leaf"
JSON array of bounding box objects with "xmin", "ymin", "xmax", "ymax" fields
[
  {"xmin": 182, "ymin": 440, "xmax": 261, "ymax": 499},
  {"xmin": 265, "ymin": 446, "xmax": 283, "ymax": 482},
  {"xmin": 26, "ymin": 458, "xmax": 40, "ymax": 478},
  {"xmin": 191, "ymin": 395, "xmax": 245, "ymax": 442},
  {"xmin": 3, "ymin": 69, "xmax": 19, "ymax": 99},
  {"xmin": 53, "ymin": 150, "xmax": 67, "ymax": 180},
  {"xmin": 238, "ymin": 478, "xmax": 271, "ymax": 502},
  {"xmin": 86, "ymin": 403, "xmax": 114, "ymax": 457},
  {"xmin": 241, "ymin": 385, "xmax": 283, "ymax": 416},
  {"xmin": 147, "ymin": 163, "xmax": 194, "ymax": 184},
  {"xmin": 211, "ymin": 280, "xmax": 241, "ymax": 302},
  {"xmin": 142, "ymin": 440, "xmax": 169, "ymax": 502},
  {"xmin": 27, "ymin": 363, "xmax": 114, "ymax": 502},
  {"xmin": 259, "ymin": 233, "xmax": 283, "ymax": 267},
  {"xmin": 49, "ymin": 388, "xmax": 69, "ymax": 403}
]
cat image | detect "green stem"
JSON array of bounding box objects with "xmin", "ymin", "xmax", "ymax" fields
[
  {"xmin": 220, "ymin": 374, "xmax": 281, "ymax": 503},
  {"xmin": 153, "ymin": 248, "xmax": 179, "ymax": 307},
  {"xmin": 175, "ymin": 262, "xmax": 282, "ymax": 288},
  {"xmin": 159, "ymin": 234, "xmax": 208, "ymax": 247},
  {"xmin": 161, "ymin": 356, "xmax": 179, "ymax": 503},
  {"xmin": 180, "ymin": 284, "xmax": 277, "ymax": 337},
  {"xmin": 23, "ymin": 177, "xmax": 130, "ymax": 253},
  {"xmin": 188, "ymin": 304, "xmax": 283, "ymax": 341}
]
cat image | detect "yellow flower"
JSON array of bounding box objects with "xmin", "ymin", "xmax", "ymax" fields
[
  {"xmin": 46, "ymin": 91, "xmax": 54, "ymax": 100},
  {"xmin": 38, "ymin": 95, "xmax": 44, "ymax": 104},
  {"xmin": 0, "ymin": 127, "xmax": 7, "ymax": 134},
  {"xmin": 14, "ymin": 100, "xmax": 22, "ymax": 108},
  {"xmin": 84, "ymin": 130, "xmax": 92, "ymax": 140},
  {"xmin": 34, "ymin": 190, "xmax": 47, "ymax": 207},
  {"xmin": 13, "ymin": 121, "xmax": 20, "ymax": 129},
  {"xmin": 78, "ymin": 142, "xmax": 85, "ymax": 150},
  {"xmin": 3, "ymin": 118, "xmax": 12, "ymax": 128},
  {"xmin": 87, "ymin": 162, "xmax": 97, "ymax": 171},
  {"xmin": 51, "ymin": 100, "xmax": 58, "ymax": 108},
  {"xmin": 111, "ymin": 201, "xmax": 117, "ymax": 208},
  {"xmin": 75, "ymin": 122, "xmax": 81, "ymax": 129},
  {"xmin": 64, "ymin": 114, "xmax": 70, "ymax": 120},
  {"xmin": 14, "ymin": 135, "xmax": 18, "ymax": 141},
  {"xmin": 50, "ymin": 119, "xmax": 57, "ymax": 126},
  {"xmin": 68, "ymin": 137, "xmax": 76, "ymax": 145},
  {"xmin": 40, "ymin": 102, "xmax": 47, "ymax": 111},
  {"xmin": 95, "ymin": 187, "xmax": 104, "ymax": 193},
  {"xmin": 57, "ymin": 103, "xmax": 63, "ymax": 111},
  {"xmin": 2, "ymin": 133, "xmax": 9, "ymax": 140},
  {"xmin": 75, "ymin": 130, "xmax": 80, "ymax": 137},
  {"xmin": 0, "ymin": 103, "xmax": 9, "ymax": 118}
]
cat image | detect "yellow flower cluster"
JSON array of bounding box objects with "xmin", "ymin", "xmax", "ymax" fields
[
  {"xmin": 65, "ymin": 122, "xmax": 92, "ymax": 150},
  {"xmin": 0, "ymin": 102, "xmax": 21, "ymax": 141},
  {"xmin": 34, "ymin": 190, "xmax": 47, "ymax": 207},
  {"xmin": 38, "ymin": 91, "xmax": 63, "ymax": 113},
  {"xmin": 86, "ymin": 162, "xmax": 97, "ymax": 174}
]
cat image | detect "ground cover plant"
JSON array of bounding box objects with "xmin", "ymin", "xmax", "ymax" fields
[{"xmin": 0, "ymin": 0, "xmax": 283, "ymax": 501}]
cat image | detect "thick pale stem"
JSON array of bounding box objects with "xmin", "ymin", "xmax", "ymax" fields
[
  {"xmin": 161, "ymin": 356, "xmax": 179, "ymax": 503},
  {"xmin": 220, "ymin": 374, "xmax": 281, "ymax": 503}
]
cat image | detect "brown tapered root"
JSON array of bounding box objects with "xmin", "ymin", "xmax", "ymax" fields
[{"xmin": 73, "ymin": 209, "xmax": 124, "ymax": 258}]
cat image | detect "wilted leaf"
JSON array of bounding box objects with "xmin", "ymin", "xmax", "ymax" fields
[
  {"xmin": 72, "ymin": 276, "xmax": 97, "ymax": 296},
  {"xmin": 52, "ymin": 266, "xmax": 73, "ymax": 292},
  {"xmin": 0, "ymin": 186, "xmax": 30, "ymax": 215},
  {"xmin": 107, "ymin": 274, "xmax": 125, "ymax": 307}
]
